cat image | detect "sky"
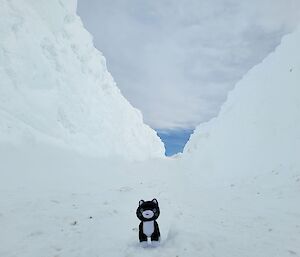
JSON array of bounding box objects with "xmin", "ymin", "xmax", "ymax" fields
[
  {"xmin": 157, "ymin": 129, "xmax": 193, "ymax": 156},
  {"xmin": 77, "ymin": 0, "xmax": 300, "ymax": 154}
]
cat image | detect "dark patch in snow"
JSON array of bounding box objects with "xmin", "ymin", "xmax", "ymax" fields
[
  {"xmin": 288, "ymin": 250, "xmax": 297, "ymax": 255},
  {"xmin": 71, "ymin": 221, "xmax": 77, "ymax": 226}
]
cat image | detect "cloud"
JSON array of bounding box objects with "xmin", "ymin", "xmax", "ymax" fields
[{"xmin": 77, "ymin": 0, "xmax": 300, "ymax": 130}]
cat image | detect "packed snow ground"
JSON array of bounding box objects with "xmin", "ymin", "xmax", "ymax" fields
[
  {"xmin": 1, "ymin": 142, "xmax": 300, "ymax": 257},
  {"xmin": 0, "ymin": 143, "xmax": 182, "ymax": 257}
]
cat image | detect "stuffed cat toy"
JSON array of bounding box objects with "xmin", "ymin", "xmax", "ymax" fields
[{"xmin": 136, "ymin": 199, "xmax": 160, "ymax": 247}]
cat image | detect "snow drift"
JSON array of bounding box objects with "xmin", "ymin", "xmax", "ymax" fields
[
  {"xmin": 184, "ymin": 27, "xmax": 300, "ymax": 175},
  {"xmin": 178, "ymin": 27, "xmax": 300, "ymax": 257},
  {"xmin": 0, "ymin": 0, "xmax": 164, "ymax": 160}
]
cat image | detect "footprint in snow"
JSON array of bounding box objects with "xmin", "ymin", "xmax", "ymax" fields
[{"xmin": 118, "ymin": 186, "xmax": 133, "ymax": 192}]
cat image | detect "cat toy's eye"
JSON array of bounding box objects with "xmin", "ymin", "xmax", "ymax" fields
[
  {"xmin": 153, "ymin": 208, "xmax": 157, "ymax": 213},
  {"xmin": 140, "ymin": 208, "xmax": 144, "ymax": 212}
]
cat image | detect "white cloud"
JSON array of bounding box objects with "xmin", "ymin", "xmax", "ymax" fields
[{"xmin": 77, "ymin": 0, "xmax": 300, "ymax": 130}]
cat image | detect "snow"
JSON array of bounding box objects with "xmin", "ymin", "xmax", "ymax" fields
[
  {"xmin": 1, "ymin": 0, "xmax": 300, "ymax": 257},
  {"xmin": 181, "ymin": 26, "xmax": 300, "ymax": 256},
  {"xmin": 0, "ymin": 143, "xmax": 185, "ymax": 257},
  {"xmin": 0, "ymin": 0, "xmax": 164, "ymax": 160},
  {"xmin": 184, "ymin": 26, "xmax": 300, "ymax": 176}
]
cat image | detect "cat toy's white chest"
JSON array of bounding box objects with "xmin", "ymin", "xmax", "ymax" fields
[{"xmin": 143, "ymin": 221, "xmax": 154, "ymax": 237}]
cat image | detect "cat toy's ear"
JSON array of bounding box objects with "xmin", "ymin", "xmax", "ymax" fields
[
  {"xmin": 152, "ymin": 198, "xmax": 158, "ymax": 205},
  {"xmin": 139, "ymin": 200, "xmax": 145, "ymax": 206}
]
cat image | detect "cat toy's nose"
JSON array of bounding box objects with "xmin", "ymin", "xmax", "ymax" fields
[{"xmin": 142, "ymin": 210, "xmax": 154, "ymax": 218}]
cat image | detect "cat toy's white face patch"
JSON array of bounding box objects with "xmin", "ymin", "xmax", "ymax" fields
[{"xmin": 142, "ymin": 210, "xmax": 154, "ymax": 219}]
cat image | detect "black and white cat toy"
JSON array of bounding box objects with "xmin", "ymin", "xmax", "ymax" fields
[{"xmin": 136, "ymin": 199, "xmax": 160, "ymax": 247}]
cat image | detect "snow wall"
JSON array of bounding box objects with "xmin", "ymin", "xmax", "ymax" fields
[
  {"xmin": 0, "ymin": 0, "xmax": 165, "ymax": 160},
  {"xmin": 184, "ymin": 27, "xmax": 300, "ymax": 176}
]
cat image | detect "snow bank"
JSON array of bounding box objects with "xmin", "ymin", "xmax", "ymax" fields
[
  {"xmin": 184, "ymin": 27, "xmax": 300, "ymax": 175},
  {"xmin": 178, "ymin": 27, "xmax": 300, "ymax": 257},
  {"xmin": 0, "ymin": 0, "xmax": 164, "ymax": 160}
]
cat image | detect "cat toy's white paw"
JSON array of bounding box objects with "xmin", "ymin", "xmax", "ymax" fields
[
  {"xmin": 140, "ymin": 241, "xmax": 148, "ymax": 248},
  {"xmin": 151, "ymin": 241, "xmax": 160, "ymax": 247}
]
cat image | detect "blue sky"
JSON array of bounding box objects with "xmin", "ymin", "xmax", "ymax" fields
[
  {"xmin": 157, "ymin": 129, "xmax": 194, "ymax": 156},
  {"xmin": 77, "ymin": 0, "xmax": 300, "ymax": 155}
]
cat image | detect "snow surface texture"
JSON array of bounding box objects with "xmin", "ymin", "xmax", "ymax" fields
[
  {"xmin": 0, "ymin": 0, "xmax": 164, "ymax": 160},
  {"xmin": 184, "ymin": 26, "xmax": 300, "ymax": 175}
]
